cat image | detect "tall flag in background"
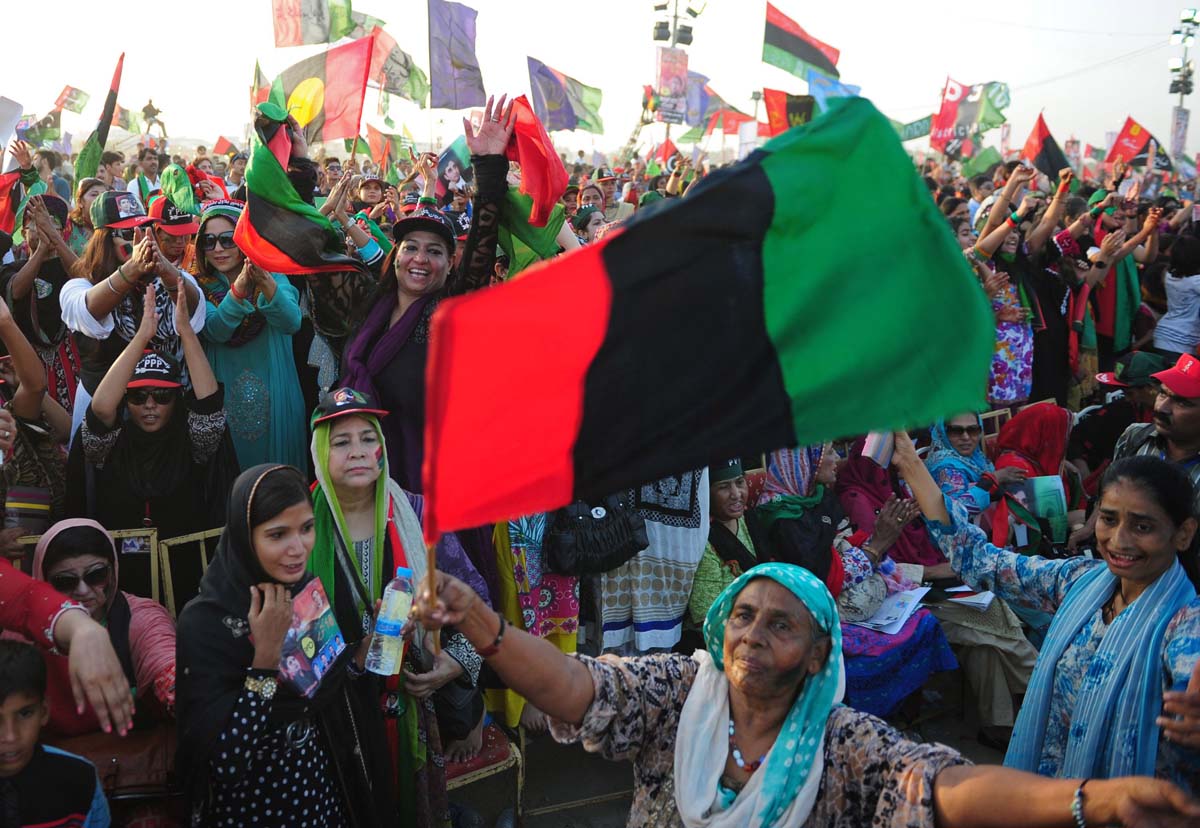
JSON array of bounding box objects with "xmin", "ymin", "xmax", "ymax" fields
[
  {"xmin": 212, "ymin": 136, "xmax": 238, "ymax": 156},
  {"xmin": 369, "ymin": 26, "xmax": 430, "ymax": 107},
  {"xmin": 235, "ymin": 102, "xmax": 367, "ymax": 276},
  {"xmin": 347, "ymin": 9, "xmax": 387, "ymax": 38},
  {"xmin": 54, "ymin": 86, "xmax": 90, "ymax": 114},
  {"xmin": 366, "ymin": 123, "xmax": 414, "ymax": 166},
  {"xmin": 930, "ymin": 78, "xmax": 1010, "ymax": 156},
  {"xmin": 762, "ymin": 89, "xmax": 815, "ymax": 136},
  {"xmin": 75, "ymin": 53, "xmax": 123, "ymax": 181},
  {"xmin": 252, "ymin": 61, "xmax": 272, "ymax": 109},
  {"xmin": 762, "ymin": 3, "xmax": 840, "ymax": 80},
  {"xmin": 1106, "ymin": 116, "xmax": 1174, "ymax": 172},
  {"xmin": 806, "ymin": 70, "xmax": 860, "ymax": 115},
  {"xmin": 111, "ymin": 105, "xmax": 143, "ymax": 133},
  {"xmin": 419, "ymin": 98, "xmax": 994, "ymax": 539},
  {"xmin": 526, "ymin": 57, "xmax": 604, "ymax": 133},
  {"xmin": 271, "ymin": 0, "xmax": 352, "ymax": 47},
  {"xmin": 684, "ymin": 72, "xmax": 711, "ymax": 128},
  {"xmin": 1020, "ymin": 114, "xmax": 1071, "ymax": 182},
  {"xmin": 428, "ymin": 0, "xmax": 487, "ymax": 110},
  {"xmin": 506, "ymin": 95, "xmax": 569, "ymax": 226},
  {"xmin": 267, "ymin": 36, "xmax": 374, "ymax": 143}
]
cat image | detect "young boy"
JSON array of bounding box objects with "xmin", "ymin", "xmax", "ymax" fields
[{"xmin": 0, "ymin": 640, "xmax": 110, "ymax": 827}]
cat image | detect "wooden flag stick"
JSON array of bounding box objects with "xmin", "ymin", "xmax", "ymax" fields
[{"xmin": 426, "ymin": 540, "xmax": 440, "ymax": 654}]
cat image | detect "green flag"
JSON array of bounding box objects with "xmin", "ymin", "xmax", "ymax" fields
[
  {"xmin": 498, "ymin": 188, "xmax": 566, "ymax": 276},
  {"xmin": 962, "ymin": 146, "xmax": 1003, "ymax": 178}
]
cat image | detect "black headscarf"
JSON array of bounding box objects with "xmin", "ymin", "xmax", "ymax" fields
[{"xmin": 176, "ymin": 464, "xmax": 393, "ymax": 826}]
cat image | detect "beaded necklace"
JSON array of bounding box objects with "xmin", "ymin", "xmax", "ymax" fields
[{"xmin": 728, "ymin": 718, "xmax": 767, "ymax": 773}]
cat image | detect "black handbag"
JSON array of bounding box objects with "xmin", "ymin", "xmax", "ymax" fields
[
  {"xmin": 409, "ymin": 637, "xmax": 483, "ymax": 743},
  {"xmin": 543, "ymin": 492, "xmax": 650, "ymax": 576}
]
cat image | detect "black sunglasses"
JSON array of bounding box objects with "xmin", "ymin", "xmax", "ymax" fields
[
  {"xmin": 945, "ymin": 425, "xmax": 982, "ymax": 437},
  {"xmin": 127, "ymin": 388, "xmax": 177, "ymax": 405},
  {"xmin": 50, "ymin": 563, "xmax": 111, "ymax": 593},
  {"xmin": 110, "ymin": 228, "xmax": 136, "ymax": 242},
  {"xmin": 200, "ymin": 231, "xmax": 237, "ymax": 251}
]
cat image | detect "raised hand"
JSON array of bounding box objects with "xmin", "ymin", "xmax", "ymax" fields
[
  {"xmin": 249, "ymin": 583, "xmax": 294, "ymax": 671},
  {"xmin": 136, "ymin": 284, "xmax": 159, "ymax": 343},
  {"xmin": 463, "ymin": 94, "xmax": 516, "ymax": 156},
  {"xmin": 1158, "ymin": 658, "xmax": 1200, "ymax": 749},
  {"xmin": 7, "ymin": 139, "xmax": 32, "ymax": 170}
]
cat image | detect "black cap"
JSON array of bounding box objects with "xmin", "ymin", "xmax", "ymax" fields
[
  {"xmin": 312, "ymin": 387, "xmax": 388, "ymax": 426},
  {"xmin": 391, "ymin": 208, "xmax": 457, "ymax": 251},
  {"xmin": 128, "ymin": 350, "xmax": 183, "ymax": 389},
  {"xmin": 711, "ymin": 458, "xmax": 744, "ymax": 483}
]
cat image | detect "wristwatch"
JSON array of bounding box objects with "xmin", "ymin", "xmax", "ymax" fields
[{"xmin": 244, "ymin": 674, "xmax": 278, "ymax": 700}]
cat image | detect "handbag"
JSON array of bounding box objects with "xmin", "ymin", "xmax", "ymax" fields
[
  {"xmin": 47, "ymin": 721, "xmax": 176, "ymax": 795},
  {"xmin": 543, "ymin": 492, "xmax": 650, "ymax": 576},
  {"xmin": 409, "ymin": 636, "xmax": 483, "ymax": 743}
]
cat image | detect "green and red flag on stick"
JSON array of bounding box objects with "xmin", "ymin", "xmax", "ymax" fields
[
  {"xmin": 267, "ymin": 36, "xmax": 374, "ymax": 144},
  {"xmin": 505, "ymin": 95, "xmax": 569, "ymax": 227},
  {"xmin": 420, "ymin": 98, "xmax": 994, "ymax": 539},
  {"xmin": 1020, "ymin": 114, "xmax": 1073, "ymax": 184},
  {"xmin": 1106, "ymin": 116, "xmax": 1174, "ymax": 172},
  {"xmin": 234, "ymin": 102, "xmax": 367, "ymax": 276},
  {"xmin": 75, "ymin": 53, "xmax": 124, "ymax": 181},
  {"xmin": 762, "ymin": 2, "xmax": 840, "ymax": 80},
  {"xmin": 252, "ymin": 61, "xmax": 272, "ymax": 109}
]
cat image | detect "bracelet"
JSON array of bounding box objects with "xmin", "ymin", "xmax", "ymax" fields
[
  {"xmin": 418, "ymin": 196, "xmax": 437, "ymax": 206},
  {"xmin": 1004, "ymin": 215, "xmax": 1018, "ymax": 229},
  {"xmin": 228, "ymin": 282, "xmax": 248, "ymax": 302},
  {"xmin": 475, "ymin": 614, "xmax": 506, "ymax": 658},
  {"xmin": 116, "ymin": 263, "xmax": 134, "ymax": 286},
  {"xmin": 1093, "ymin": 260, "xmax": 1108, "ymax": 270},
  {"xmin": 105, "ymin": 275, "xmax": 122, "ymax": 295},
  {"xmin": 1010, "ymin": 211, "xmax": 1023, "ymax": 224},
  {"xmin": 1071, "ymin": 779, "xmax": 1089, "ymax": 828}
]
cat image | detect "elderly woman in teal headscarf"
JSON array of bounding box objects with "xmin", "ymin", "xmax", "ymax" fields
[
  {"xmin": 411, "ymin": 561, "xmax": 1200, "ymax": 827},
  {"xmin": 926, "ymin": 413, "xmax": 1026, "ymax": 517}
]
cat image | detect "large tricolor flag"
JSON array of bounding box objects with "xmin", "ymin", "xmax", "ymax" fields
[
  {"xmin": 267, "ymin": 37, "xmax": 374, "ymax": 143},
  {"xmin": 271, "ymin": 0, "xmax": 352, "ymax": 47},
  {"xmin": 428, "ymin": 0, "xmax": 487, "ymax": 110},
  {"xmin": 1020, "ymin": 114, "xmax": 1071, "ymax": 182},
  {"xmin": 762, "ymin": 3, "xmax": 840, "ymax": 80},
  {"xmin": 420, "ymin": 98, "xmax": 994, "ymax": 539},
  {"xmin": 526, "ymin": 57, "xmax": 604, "ymax": 134},
  {"xmin": 234, "ymin": 102, "xmax": 367, "ymax": 276},
  {"xmin": 74, "ymin": 53, "xmax": 124, "ymax": 181}
]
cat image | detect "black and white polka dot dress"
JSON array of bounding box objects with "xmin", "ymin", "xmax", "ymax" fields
[{"xmin": 206, "ymin": 672, "xmax": 347, "ymax": 827}]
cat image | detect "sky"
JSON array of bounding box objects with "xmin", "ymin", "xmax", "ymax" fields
[{"xmin": 2, "ymin": 0, "xmax": 1192, "ymax": 159}]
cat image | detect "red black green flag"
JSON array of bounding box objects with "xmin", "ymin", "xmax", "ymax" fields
[
  {"xmin": 762, "ymin": 3, "xmax": 840, "ymax": 80},
  {"xmin": 267, "ymin": 37, "xmax": 374, "ymax": 144},
  {"xmin": 75, "ymin": 53, "xmax": 124, "ymax": 181},
  {"xmin": 1020, "ymin": 114, "xmax": 1070, "ymax": 182},
  {"xmin": 252, "ymin": 61, "xmax": 272, "ymax": 110},
  {"xmin": 233, "ymin": 102, "xmax": 367, "ymax": 276},
  {"xmin": 420, "ymin": 98, "xmax": 994, "ymax": 539},
  {"xmin": 762, "ymin": 88, "xmax": 815, "ymax": 137}
]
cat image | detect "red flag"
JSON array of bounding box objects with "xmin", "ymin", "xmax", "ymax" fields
[
  {"xmin": 1106, "ymin": 116, "xmax": 1149, "ymax": 165},
  {"xmin": 212, "ymin": 136, "xmax": 237, "ymax": 156},
  {"xmin": 0, "ymin": 171, "xmax": 22, "ymax": 235},
  {"xmin": 251, "ymin": 61, "xmax": 271, "ymax": 109},
  {"xmin": 505, "ymin": 95, "xmax": 568, "ymax": 227},
  {"xmin": 367, "ymin": 124, "xmax": 390, "ymax": 166},
  {"xmin": 1019, "ymin": 114, "xmax": 1069, "ymax": 180},
  {"xmin": 655, "ymin": 138, "xmax": 678, "ymax": 165}
]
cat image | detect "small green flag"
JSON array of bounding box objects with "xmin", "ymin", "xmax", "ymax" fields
[
  {"xmin": 962, "ymin": 147, "xmax": 1003, "ymax": 179},
  {"xmin": 498, "ymin": 188, "xmax": 566, "ymax": 277}
]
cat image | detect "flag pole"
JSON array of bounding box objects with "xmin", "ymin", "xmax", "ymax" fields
[{"xmin": 425, "ymin": 540, "xmax": 440, "ymax": 654}]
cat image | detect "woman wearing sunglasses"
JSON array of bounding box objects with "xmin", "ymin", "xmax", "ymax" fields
[
  {"xmin": 61, "ymin": 190, "xmax": 206, "ymax": 442},
  {"xmin": 68, "ymin": 282, "xmax": 235, "ymax": 540},
  {"xmin": 29, "ymin": 518, "xmax": 176, "ymax": 736},
  {"xmin": 926, "ymin": 413, "xmax": 1027, "ymax": 517},
  {"xmin": 193, "ymin": 200, "xmax": 306, "ymax": 471}
]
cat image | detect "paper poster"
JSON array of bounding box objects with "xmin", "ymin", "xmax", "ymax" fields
[
  {"xmin": 656, "ymin": 47, "xmax": 689, "ymax": 125},
  {"xmin": 279, "ymin": 579, "xmax": 346, "ymax": 698},
  {"xmin": 849, "ymin": 587, "xmax": 929, "ymax": 635}
]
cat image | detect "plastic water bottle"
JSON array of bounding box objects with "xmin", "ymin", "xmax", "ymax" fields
[{"xmin": 365, "ymin": 566, "xmax": 414, "ymax": 676}]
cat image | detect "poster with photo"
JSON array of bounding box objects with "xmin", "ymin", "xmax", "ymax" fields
[{"xmin": 279, "ymin": 579, "xmax": 346, "ymax": 698}]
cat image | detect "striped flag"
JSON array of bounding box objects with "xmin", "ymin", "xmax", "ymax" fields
[
  {"xmin": 762, "ymin": 3, "xmax": 840, "ymax": 80},
  {"xmin": 526, "ymin": 57, "xmax": 603, "ymax": 133}
]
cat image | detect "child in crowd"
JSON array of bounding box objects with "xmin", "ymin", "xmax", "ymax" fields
[{"xmin": 0, "ymin": 639, "xmax": 110, "ymax": 827}]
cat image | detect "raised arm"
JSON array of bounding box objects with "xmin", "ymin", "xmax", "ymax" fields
[
  {"xmin": 980, "ymin": 166, "xmax": 1035, "ymax": 240},
  {"xmin": 0, "ymin": 298, "xmax": 48, "ymax": 420},
  {"xmin": 1025, "ymin": 169, "xmax": 1073, "ymax": 253},
  {"xmin": 80, "ymin": 228, "xmax": 157, "ymax": 322},
  {"xmin": 413, "ymin": 570, "xmax": 596, "ymax": 725},
  {"xmin": 91, "ymin": 285, "xmax": 159, "ymax": 429},
  {"xmin": 448, "ymin": 95, "xmax": 516, "ymax": 296},
  {"xmin": 174, "ymin": 285, "xmax": 217, "ymax": 400}
]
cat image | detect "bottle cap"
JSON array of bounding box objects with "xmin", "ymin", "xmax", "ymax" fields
[{"xmin": 395, "ymin": 566, "xmax": 413, "ymax": 579}]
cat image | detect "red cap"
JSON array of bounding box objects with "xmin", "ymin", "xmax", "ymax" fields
[
  {"xmin": 148, "ymin": 196, "xmax": 200, "ymax": 236},
  {"xmin": 1153, "ymin": 353, "xmax": 1200, "ymax": 398}
]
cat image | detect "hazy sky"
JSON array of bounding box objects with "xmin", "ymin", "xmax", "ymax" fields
[{"xmin": 3, "ymin": 0, "xmax": 1190, "ymax": 157}]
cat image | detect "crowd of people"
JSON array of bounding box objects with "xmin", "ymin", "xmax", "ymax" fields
[{"xmin": 1, "ymin": 90, "xmax": 1199, "ymax": 828}]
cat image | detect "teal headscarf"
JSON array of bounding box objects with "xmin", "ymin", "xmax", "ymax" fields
[{"xmin": 701, "ymin": 562, "xmax": 843, "ymax": 827}]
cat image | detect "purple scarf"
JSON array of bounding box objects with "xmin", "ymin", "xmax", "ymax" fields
[{"xmin": 340, "ymin": 290, "xmax": 435, "ymax": 400}]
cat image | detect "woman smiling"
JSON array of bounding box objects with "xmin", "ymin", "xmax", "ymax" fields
[{"xmin": 898, "ymin": 434, "xmax": 1200, "ymax": 793}]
